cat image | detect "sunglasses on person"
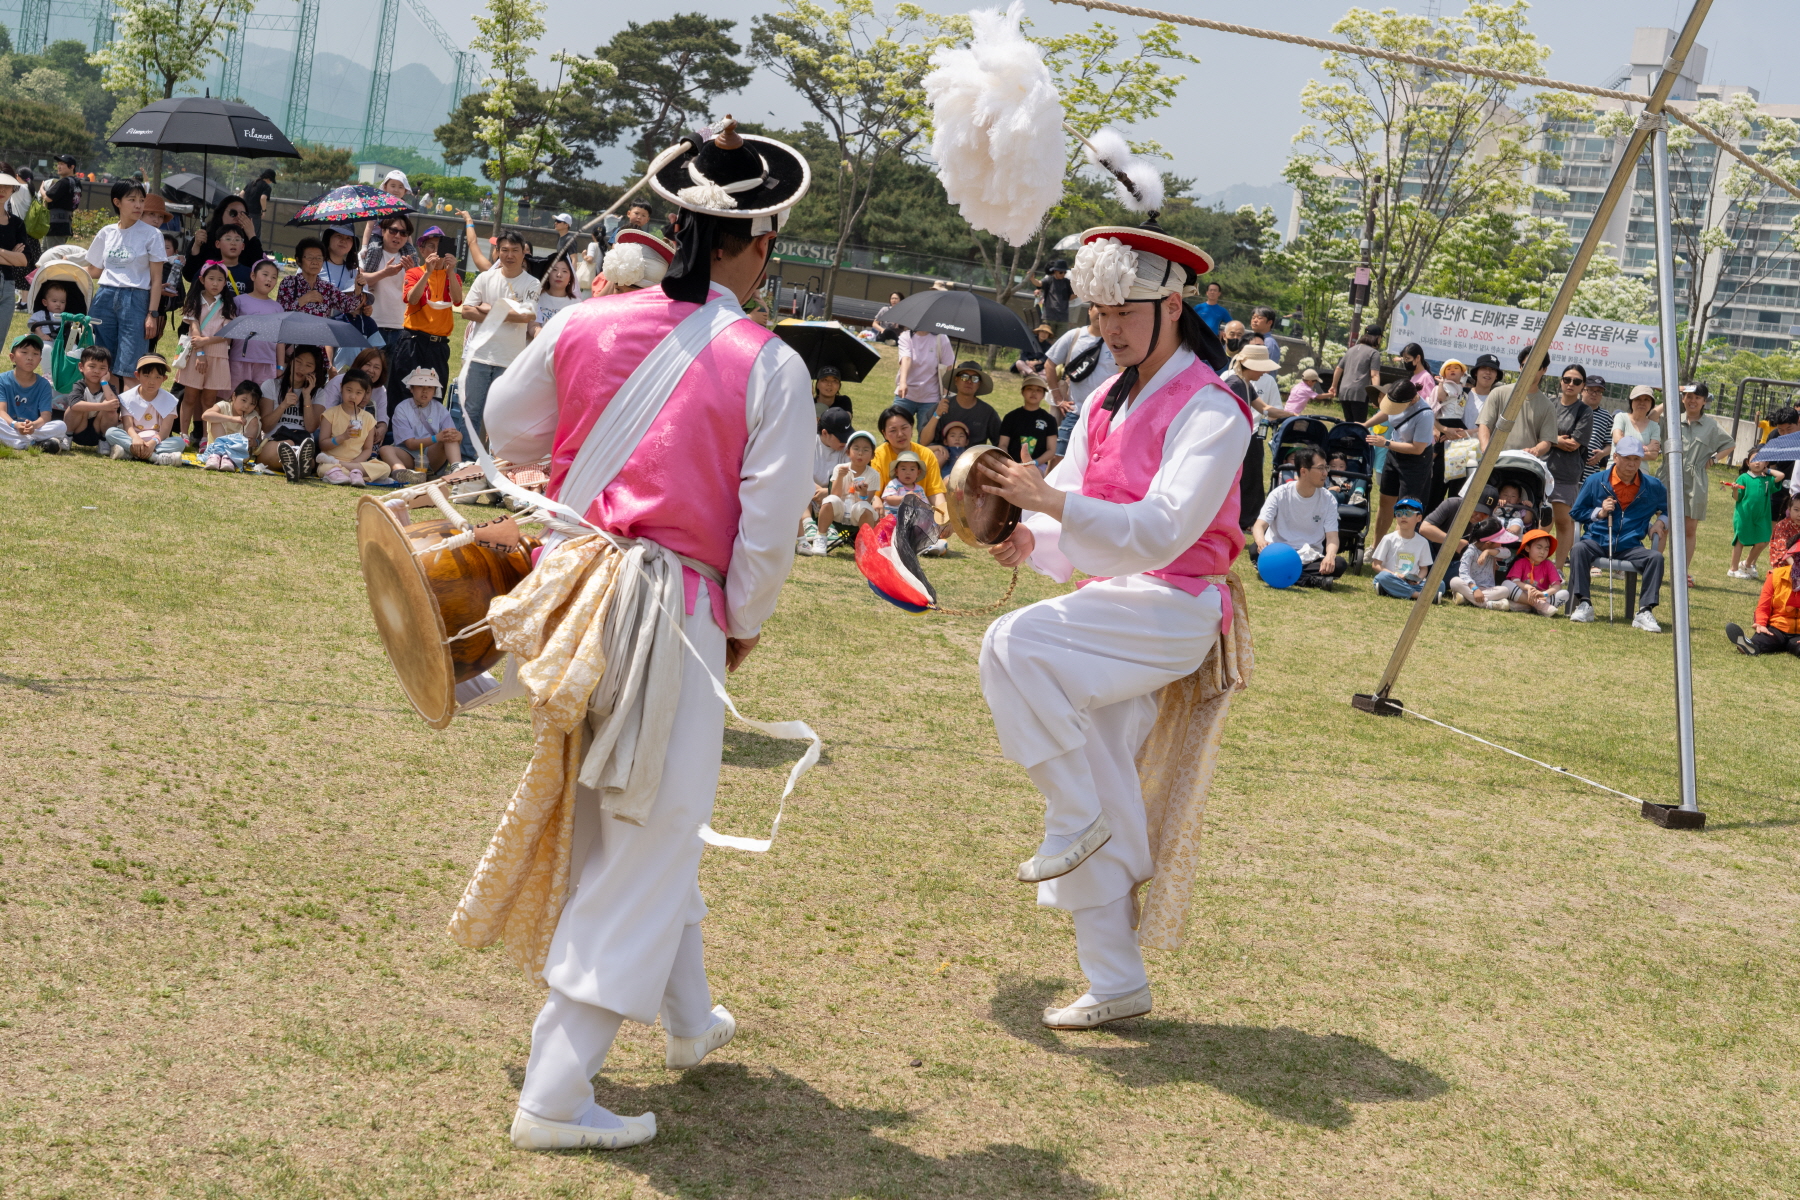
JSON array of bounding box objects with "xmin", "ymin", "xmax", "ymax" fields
[{"xmin": 1560, "ymin": 375, "xmax": 1584, "ymax": 386}]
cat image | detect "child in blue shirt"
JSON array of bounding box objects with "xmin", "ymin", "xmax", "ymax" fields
[{"xmin": 0, "ymin": 333, "xmax": 68, "ymax": 452}]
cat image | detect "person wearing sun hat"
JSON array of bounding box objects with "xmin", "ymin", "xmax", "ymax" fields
[
  {"xmin": 928, "ymin": 359, "xmax": 1001, "ymax": 456},
  {"xmin": 974, "ymin": 201, "xmax": 1253, "ymax": 1034},
  {"xmin": 481, "ymin": 117, "xmax": 817, "ymax": 1154}
]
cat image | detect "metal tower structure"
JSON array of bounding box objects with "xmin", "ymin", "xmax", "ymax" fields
[
  {"xmin": 17, "ymin": 0, "xmax": 50, "ymax": 54},
  {"xmin": 403, "ymin": 0, "xmax": 480, "ymax": 114},
  {"xmin": 217, "ymin": 18, "xmax": 247, "ymax": 102},
  {"xmin": 360, "ymin": 0, "xmax": 401, "ymax": 152},
  {"xmin": 285, "ymin": 0, "xmax": 319, "ymax": 142},
  {"xmin": 90, "ymin": 0, "xmax": 113, "ymax": 51}
]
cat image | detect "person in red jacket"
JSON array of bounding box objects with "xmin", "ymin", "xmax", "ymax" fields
[{"xmin": 1726, "ymin": 559, "xmax": 1800, "ymax": 655}]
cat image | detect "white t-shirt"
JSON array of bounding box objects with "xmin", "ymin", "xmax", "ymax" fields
[
  {"xmin": 812, "ymin": 437, "xmax": 849, "ymax": 488},
  {"xmin": 1046, "ymin": 328, "xmax": 1117, "ymax": 412},
  {"xmin": 464, "ymin": 267, "xmax": 543, "ymax": 367},
  {"xmin": 1257, "ymin": 480, "xmax": 1339, "ymax": 551},
  {"xmin": 536, "ymin": 292, "xmax": 580, "ymax": 325},
  {"xmin": 1371, "ymin": 530, "xmax": 1433, "ymax": 579},
  {"xmin": 86, "ymin": 221, "xmax": 168, "ymax": 290},
  {"xmin": 121, "ymin": 387, "xmax": 179, "ymax": 424},
  {"xmin": 368, "ymin": 249, "xmax": 408, "ymax": 328}
]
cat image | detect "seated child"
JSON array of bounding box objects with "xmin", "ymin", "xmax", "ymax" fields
[
  {"xmin": 200, "ymin": 381, "xmax": 264, "ymax": 471},
  {"xmin": 29, "ymin": 280, "xmax": 77, "ymax": 342},
  {"xmin": 938, "ymin": 419, "xmax": 971, "ymax": 473},
  {"xmin": 1369, "ymin": 497, "xmax": 1436, "ymax": 599},
  {"xmin": 380, "ymin": 366, "xmax": 462, "ymax": 483},
  {"xmin": 314, "ymin": 370, "xmax": 391, "ymax": 485},
  {"xmin": 819, "ymin": 429, "xmax": 882, "ymax": 545},
  {"xmin": 104, "ymin": 353, "xmax": 185, "ymax": 464},
  {"xmin": 1499, "ymin": 528, "xmax": 1568, "ymax": 615},
  {"xmin": 1448, "ymin": 527, "xmax": 1518, "ymax": 607},
  {"xmin": 882, "ymin": 450, "xmax": 930, "ymax": 518},
  {"xmin": 1726, "ymin": 558, "xmax": 1800, "ymax": 656},
  {"xmin": 1325, "ymin": 453, "xmax": 1366, "ymax": 505},
  {"xmin": 52, "ymin": 345, "xmax": 120, "ymax": 452},
  {"xmin": 0, "ymin": 333, "xmax": 69, "ymax": 452}
]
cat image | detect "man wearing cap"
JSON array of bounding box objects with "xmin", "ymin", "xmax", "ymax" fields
[
  {"xmin": 1662, "ymin": 380, "xmax": 1736, "ymax": 583},
  {"xmin": 1031, "ymin": 259, "xmax": 1075, "ymax": 332},
  {"xmin": 1567, "ymin": 433, "xmax": 1669, "ymax": 631},
  {"xmin": 1581, "ymin": 374, "xmax": 1614, "ymax": 480},
  {"xmin": 42, "ymin": 155, "xmax": 80, "ymax": 248},
  {"xmin": 977, "ymin": 211, "xmax": 1251, "ymax": 1032},
  {"xmin": 393, "ymin": 226, "xmax": 463, "ymax": 397},
  {"xmin": 482, "ymin": 120, "xmax": 816, "ymax": 1151}
]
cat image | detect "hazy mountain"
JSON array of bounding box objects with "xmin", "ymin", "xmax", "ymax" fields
[
  {"xmin": 1193, "ymin": 181, "xmax": 1292, "ymax": 217},
  {"xmin": 235, "ymin": 42, "xmax": 456, "ymax": 158}
]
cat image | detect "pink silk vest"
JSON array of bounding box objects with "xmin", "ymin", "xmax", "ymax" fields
[
  {"xmin": 548, "ymin": 288, "xmax": 774, "ymax": 630},
  {"xmin": 1080, "ymin": 357, "xmax": 1252, "ymax": 626}
]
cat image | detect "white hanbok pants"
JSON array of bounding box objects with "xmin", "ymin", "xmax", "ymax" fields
[
  {"xmin": 517, "ymin": 580, "xmax": 729, "ymax": 1120},
  {"xmin": 980, "ymin": 574, "xmax": 1220, "ymax": 993}
]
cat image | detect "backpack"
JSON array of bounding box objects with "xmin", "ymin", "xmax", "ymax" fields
[{"xmin": 25, "ymin": 198, "xmax": 49, "ymax": 240}]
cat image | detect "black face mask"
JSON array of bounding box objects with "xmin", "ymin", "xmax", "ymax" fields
[{"xmin": 1223, "ymin": 336, "xmax": 1244, "ymax": 353}]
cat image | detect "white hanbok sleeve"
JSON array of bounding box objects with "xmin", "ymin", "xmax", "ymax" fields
[
  {"xmin": 1020, "ymin": 399, "xmax": 1092, "ymax": 582},
  {"xmin": 482, "ymin": 301, "xmax": 575, "ymax": 462},
  {"xmin": 727, "ymin": 340, "xmax": 816, "ymax": 640},
  {"xmin": 1031, "ymin": 384, "xmax": 1251, "ymax": 581}
]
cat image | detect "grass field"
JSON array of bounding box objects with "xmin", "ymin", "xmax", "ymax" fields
[{"xmin": 4, "ymin": 339, "xmax": 1799, "ymax": 1199}]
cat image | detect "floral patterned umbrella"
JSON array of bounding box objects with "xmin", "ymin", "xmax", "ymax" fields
[{"xmin": 286, "ymin": 183, "xmax": 412, "ymax": 227}]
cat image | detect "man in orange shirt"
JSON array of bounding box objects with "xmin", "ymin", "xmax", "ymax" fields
[{"xmin": 392, "ymin": 225, "xmax": 463, "ymax": 403}]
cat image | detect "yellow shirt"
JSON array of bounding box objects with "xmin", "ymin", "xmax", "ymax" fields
[
  {"xmin": 319, "ymin": 403, "xmax": 376, "ymax": 460},
  {"xmin": 872, "ymin": 440, "xmax": 945, "ymax": 496}
]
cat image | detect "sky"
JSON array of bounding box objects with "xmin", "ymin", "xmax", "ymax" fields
[{"xmin": 257, "ymin": 0, "xmax": 1799, "ymax": 189}]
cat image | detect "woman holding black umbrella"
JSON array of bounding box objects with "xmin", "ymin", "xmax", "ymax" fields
[{"xmin": 184, "ymin": 196, "xmax": 264, "ymax": 285}]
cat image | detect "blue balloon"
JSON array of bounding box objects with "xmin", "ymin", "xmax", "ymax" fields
[{"xmin": 1257, "ymin": 542, "xmax": 1303, "ymax": 589}]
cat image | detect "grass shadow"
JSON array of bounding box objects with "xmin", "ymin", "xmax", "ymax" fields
[
  {"xmin": 581, "ymin": 1063, "xmax": 1101, "ymax": 1199},
  {"xmin": 989, "ymin": 975, "xmax": 1449, "ymax": 1129}
]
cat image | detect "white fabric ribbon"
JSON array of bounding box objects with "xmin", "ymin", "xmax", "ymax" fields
[{"xmin": 463, "ymin": 295, "xmax": 822, "ymax": 852}]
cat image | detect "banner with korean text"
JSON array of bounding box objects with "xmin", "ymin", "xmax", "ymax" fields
[{"xmin": 1387, "ymin": 293, "xmax": 1664, "ymax": 386}]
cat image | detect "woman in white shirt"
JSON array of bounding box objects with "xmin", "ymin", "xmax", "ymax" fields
[
  {"xmin": 531, "ymin": 256, "xmax": 580, "ymax": 338},
  {"xmin": 1611, "ymin": 385, "xmax": 1663, "ymax": 461},
  {"xmin": 84, "ymin": 181, "xmax": 167, "ymax": 387}
]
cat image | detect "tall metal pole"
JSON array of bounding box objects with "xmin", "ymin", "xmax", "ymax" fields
[
  {"xmin": 1357, "ymin": 0, "xmax": 1714, "ymax": 706},
  {"xmin": 1651, "ymin": 121, "xmax": 1701, "ymax": 814}
]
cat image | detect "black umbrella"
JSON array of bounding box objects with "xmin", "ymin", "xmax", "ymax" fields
[
  {"xmin": 879, "ymin": 288, "xmax": 1036, "ymax": 351},
  {"xmin": 110, "ymin": 97, "xmax": 300, "ymax": 158},
  {"xmin": 216, "ymin": 311, "xmax": 372, "ymax": 348},
  {"xmin": 772, "ymin": 320, "xmax": 882, "ymax": 383},
  {"xmin": 162, "ymin": 172, "xmax": 231, "ymax": 207}
]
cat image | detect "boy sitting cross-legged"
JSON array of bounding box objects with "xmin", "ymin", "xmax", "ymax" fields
[{"xmin": 0, "ymin": 334, "xmax": 70, "ymax": 453}]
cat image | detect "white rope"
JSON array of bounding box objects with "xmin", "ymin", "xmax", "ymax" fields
[{"xmin": 1399, "ymin": 705, "xmax": 1647, "ymax": 807}]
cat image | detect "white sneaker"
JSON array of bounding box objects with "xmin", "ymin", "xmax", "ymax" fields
[
  {"xmin": 510, "ymin": 1107, "xmax": 656, "ymax": 1151},
  {"xmin": 110, "ymin": 443, "xmax": 128, "ymax": 460},
  {"xmin": 1728, "ymin": 568, "xmax": 1748, "ymax": 579},
  {"xmin": 666, "ymin": 1005, "xmax": 736, "ymax": 1069},
  {"xmin": 151, "ymin": 451, "xmax": 182, "ymax": 466},
  {"xmin": 795, "ymin": 536, "xmax": 824, "ymax": 556},
  {"xmin": 1017, "ymin": 814, "xmax": 1112, "ymax": 883},
  {"xmin": 1569, "ymin": 600, "xmax": 1596, "ymax": 623},
  {"xmin": 1042, "ymin": 985, "xmax": 1153, "ymax": 1030},
  {"xmin": 1632, "ymin": 609, "xmax": 1661, "ymax": 633},
  {"xmin": 924, "ymin": 538, "xmax": 949, "ymax": 556}
]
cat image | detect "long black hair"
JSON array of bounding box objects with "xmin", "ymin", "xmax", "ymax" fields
[
  {"xmin": 1099, "ymin": 296, "xmax": 1231, "ymax": 413},
  {"xmin": 182, "ymin": 260, "xmax": 240, "ymax": 324},
  {"xmin": 274, "ymin": 345, "xmax": 323, "ymax": 407}
]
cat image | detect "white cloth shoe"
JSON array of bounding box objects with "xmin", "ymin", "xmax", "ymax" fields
[
  {"xmin": 1017, "ymin": 813, "xmax": 1112, "ymax": 883},
  {"xmin": 1042, "ymin": 985, "xmax": 1153, "ymax": 1030},
  {"xmin": 510, "ymin": 1107, "xmax": 656, "ymax": 1150},
  {"xmin": 1632, "ymin": 609, "xmax": 1661, "ymax": 633},
  {"xmin": 795, "ymin": 535, "xmax": 824, "ymax": 556},
  {"xmin": 665, "ymin": 1005, "xmax": 735, "ymax": 1069},
  {"xmin": 1569, "ymin": 600, "xmax": 1596, "ymax": 623}
]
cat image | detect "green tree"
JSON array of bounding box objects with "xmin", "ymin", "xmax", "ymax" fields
[
  {"xmin": 90, "ymin": 0, "xmax": 256, "ymax": 186},
  {"xmin": 579, "ymin": 14, "xmax": 753, "ymax": 167},
  {"xmin": 751, "ymin": 0, "xmax": 963, "ymax": 318},
  {"xmin": 357, "ymin": 143, "xmax": 443, "ymax": 177},
  {"xmin": 1266, "ymin": 162, "xmax": 1358, "ymax": 363},
  {"xmin": 437, "ymin": 79, "xmax": 616, "ymax": 217},
  {"xmin": 1292, "ymin": 2, "xmax": 1580, "ymax": 331},
  {"xmin": 411, "ymin": 172, "xmax": 490, "ymax": 203},
  {"xmin": 1597, "ymin": 93, "xmax": 1800, "ymax": 377},
  {"xmin": 0, "ymin": 94, "xmax": 92, "ymax": 160},
  {"xmin": 283, "ymin": 142, "xmax": 354, "ymax": 184},
  {"xmin": 470, "ymin": 0, "xmax": 551, "ymax": 238}
]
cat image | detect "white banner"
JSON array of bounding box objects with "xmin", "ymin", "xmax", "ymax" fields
[{"xmin": 1388, "ymin": 293, "xmax": 1665, "ymax": 386}]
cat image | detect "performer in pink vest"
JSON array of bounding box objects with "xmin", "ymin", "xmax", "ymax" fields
[
  {"xmin": 483, "ymin": 123, "xmax": 815, "ymax": 1151},
  {"xmin": 978, "ymin": 218, "xmax": 1251, "ymax": 1030}
]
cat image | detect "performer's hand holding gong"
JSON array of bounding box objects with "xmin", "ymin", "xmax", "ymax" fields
[{"xmin": 979, "ymin": 454, "xmax": 1063, "ymax": 568}]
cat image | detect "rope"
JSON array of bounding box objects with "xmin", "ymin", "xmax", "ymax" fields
[
  {"xmin": 1398, "ymin": 705, "xmax": 1647, "ymax": 808},
  {"xmin": 1049, "ymin": 0, "xmax": 1800, "ymax": 205},
  {"xmin": 930, "ymin": 564, "xmax": 1021, "ymax": 617}
]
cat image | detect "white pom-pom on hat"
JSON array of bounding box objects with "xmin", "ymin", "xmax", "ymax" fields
[
  {"xmin": 1079, "ymin": 127, "xmax": 1165, "ymax": 213},
  {"xmin": 602, "ymin": 243, "xmax": 666, "ymax": 289},
  {"xmin": 923, "ymin": 1, "xmax": 1065, "ymax": 246},
  {"xmin": 1070, "ymin": 238, "xmax": 1138, "ymax": 307}
]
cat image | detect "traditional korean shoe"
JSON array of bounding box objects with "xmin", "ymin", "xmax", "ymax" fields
[
  {"xmin": 1017, "ymin": 814, "xmax": 1111, "ymax": 883},
  {"xmin": 665, "ymin": 1005, "xmax": 736, "ymax": 1069},
  {"xmin": 1042, "ymin": 985, "xmax": 1153, "ymax": 1030},
  {"xmin": 510, "ymin": 1106, "xmax": 656, "ymax": 1151}
]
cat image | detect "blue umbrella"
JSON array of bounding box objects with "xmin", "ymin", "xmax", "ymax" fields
[
  {"xmin": 215, "ymin": 311, "xmax": 373, "ymax": 348},
  {"xmin": 1751, "ymin": 431, "xmax": 1800, "ymax": 462}
]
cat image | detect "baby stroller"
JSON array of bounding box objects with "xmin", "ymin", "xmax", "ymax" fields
[
  {"xmin": 1268, "ymin": 415, "xmax": 1375, "ymax": 570},
  {"xmin": 27, "ymin": 253, "xmax": 97, "ymax": 394},
  {"xmin": 1454, "ymin": 450, "xmax": 1552, "ymax": 532}
]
